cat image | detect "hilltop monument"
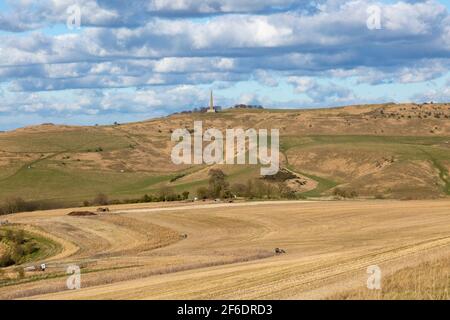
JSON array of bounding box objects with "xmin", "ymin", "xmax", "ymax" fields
[{"xmin": 207, "ymin": 90, "xmax": 217, "ymax": 113}]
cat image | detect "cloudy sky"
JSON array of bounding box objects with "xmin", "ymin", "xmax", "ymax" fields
[{"xmin": 0, "ymin": 0, "xmax": 449, "ymax": 130}]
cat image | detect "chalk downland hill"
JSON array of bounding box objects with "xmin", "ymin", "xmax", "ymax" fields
[{"xmin": 0, "ymin": 102, "xmax": 449, "ymax": 204}]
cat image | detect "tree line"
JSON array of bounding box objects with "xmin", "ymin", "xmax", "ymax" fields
[
  {"xmin": 196, "ymin": 169, "xmax": 304, "ymax": 200},
  {"xmin": 0, "ymin": 169, "xmax": 307, "ymax": 216}
]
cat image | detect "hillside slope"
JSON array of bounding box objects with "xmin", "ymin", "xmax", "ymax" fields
[{"xmin": 0, "ymin": 103, "xmax": 449, "ymax": 204}]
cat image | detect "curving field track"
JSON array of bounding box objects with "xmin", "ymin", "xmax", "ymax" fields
[{"xmin": 0, "ymin": 200, "xmax": 449, "ymax": 299}]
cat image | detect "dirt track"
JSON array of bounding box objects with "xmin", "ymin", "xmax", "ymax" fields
[{"xmin": 1, "ymin": 200, "xmax": 450, "ymax": 299}]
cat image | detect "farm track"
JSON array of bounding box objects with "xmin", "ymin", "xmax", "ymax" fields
[{"xmin": 0, "ymin": 200, "xmax": 449, "ymax": 299}]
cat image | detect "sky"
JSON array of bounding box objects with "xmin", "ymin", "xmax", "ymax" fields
[{"xmin": 0, "ymin": 0, "xmax": 449, "ymax": 130}]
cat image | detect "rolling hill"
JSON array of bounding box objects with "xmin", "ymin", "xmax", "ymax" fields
[{"xmin": 0, "ymin": 102, "xmax": 449, "ymax": 205}]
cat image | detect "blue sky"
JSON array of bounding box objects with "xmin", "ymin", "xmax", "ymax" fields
[{"xmin": 0, "ymin": 0, "xmax": 449, "ymax": 130}]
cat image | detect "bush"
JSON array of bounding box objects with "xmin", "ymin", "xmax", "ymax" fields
[
  {"xmin": 170, "ymin": 174, "xmax": 186, "ymax": 182},
  {"xmin": 141, "ymin": 194, "xmax": 154, "ymax": 202},
  {"xmin": 0, "ymin": 197, "xmax": 28, "ymax": 215},
  {"xmin": 166, "ymin": 193, "xmax": 179, "ymax": 201},
  {"xmin": 231, "ymin": 183, "xmax": 247, "ymax": 197},
  {"xmin": 23, "ymin": 242, "xmax": 39, "ymax": 255},
  {"xmin": 196, "ymin": 187, "xmax": 209, "ymax": 200},
  {"xmin": 333, "ymin": 188, "xmax": 358, "ymax": 198},
  {"xmin": 0, "ymin": 252, "xmax": 14, "ymax": 268},
  {"xmin": 93, "ymin": 193, "xmax": 109, "ymax": 205},
  {"xmin": 245, "ymin": 179, "xmax": 255, "ymax": 198},
  {"xmin": 108, "ymin": 199, "xmax": 123, "ymax": 205},
  {"xmin": 158, "ymin": 186, "xmax": 177, "ymax": 202},
  {"xmin": 281, "ymin": 190, "xmax": 297, "ymax": 200},
  {"xmin": 10, "ymin": 244, "xmax": 24, "ymax": 263}
]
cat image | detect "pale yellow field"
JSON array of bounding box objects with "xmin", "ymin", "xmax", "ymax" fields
[{"xmin": 1, "ymin": 200, "xmax": 450, "ymax": 300}]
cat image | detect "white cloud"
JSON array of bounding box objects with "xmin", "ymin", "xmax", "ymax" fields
[
  {"xmin": 0, "ymin": 0, "xmax": 449, "ymax": 129},
  {"xmin": 254, "ymin": 70, "xmax": 279, "ymax": 87},
  {"xmin": 288, "ymin": 76, "xmax": 357, "ymax": 103}
]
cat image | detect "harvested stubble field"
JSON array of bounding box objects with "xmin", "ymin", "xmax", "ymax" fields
[
  {"xmin": 332, "ymin": 255, "xmax": 450, "ymax": 300},
  {"xmin": 0, "ymin": 200, "xmax": 449, "ymax": 300}
]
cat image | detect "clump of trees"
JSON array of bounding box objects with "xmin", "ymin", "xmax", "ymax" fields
[
  {"xmin": 0, "ymin": 169, "xmax": 312, "ymax": 217},
  {"xmin": 0, "ymin": 188, "xmax": 195, "ymax": 217},
  {"xmin": 0, "ymin": 229, "xmax": 39, "ymax": 268},
  {"xmin": 82, "ymin": 188, "xmax": 191, "ymax": 207},
  {"xmin": 172, "ymin": 104, "xmax": 264, "ymax": 115},
  {"xmin": 208, "ymin": 169, "xmax": 230, "ymax": 198},
  {"xmin": 195, "ymin": 169, "xmax": 232, "ymax": 200},
  {"xmin": 173, "ymin": 106, "xmax": 223, "ymax": 115},
  {"xmin": 83, "ymin": 193, "xmax": 109, "ymax": 206},
  {"xmin": 0, "ymin": 198, "xmax": 64, "ymax": 216},
  {"xmin": 333, "ymin": 188, "xmax": 358, "ymax": 199},
  {"xmin": 170, "ymin": 173, "xmax": 186, "ymax": 182},
  {"xmin": 195, "ymin": 169, "xmax": 306, "ymax": 200},
  {"xmin": 233, "ymin": 104, "xmax": 264, "ymax": 109}
]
